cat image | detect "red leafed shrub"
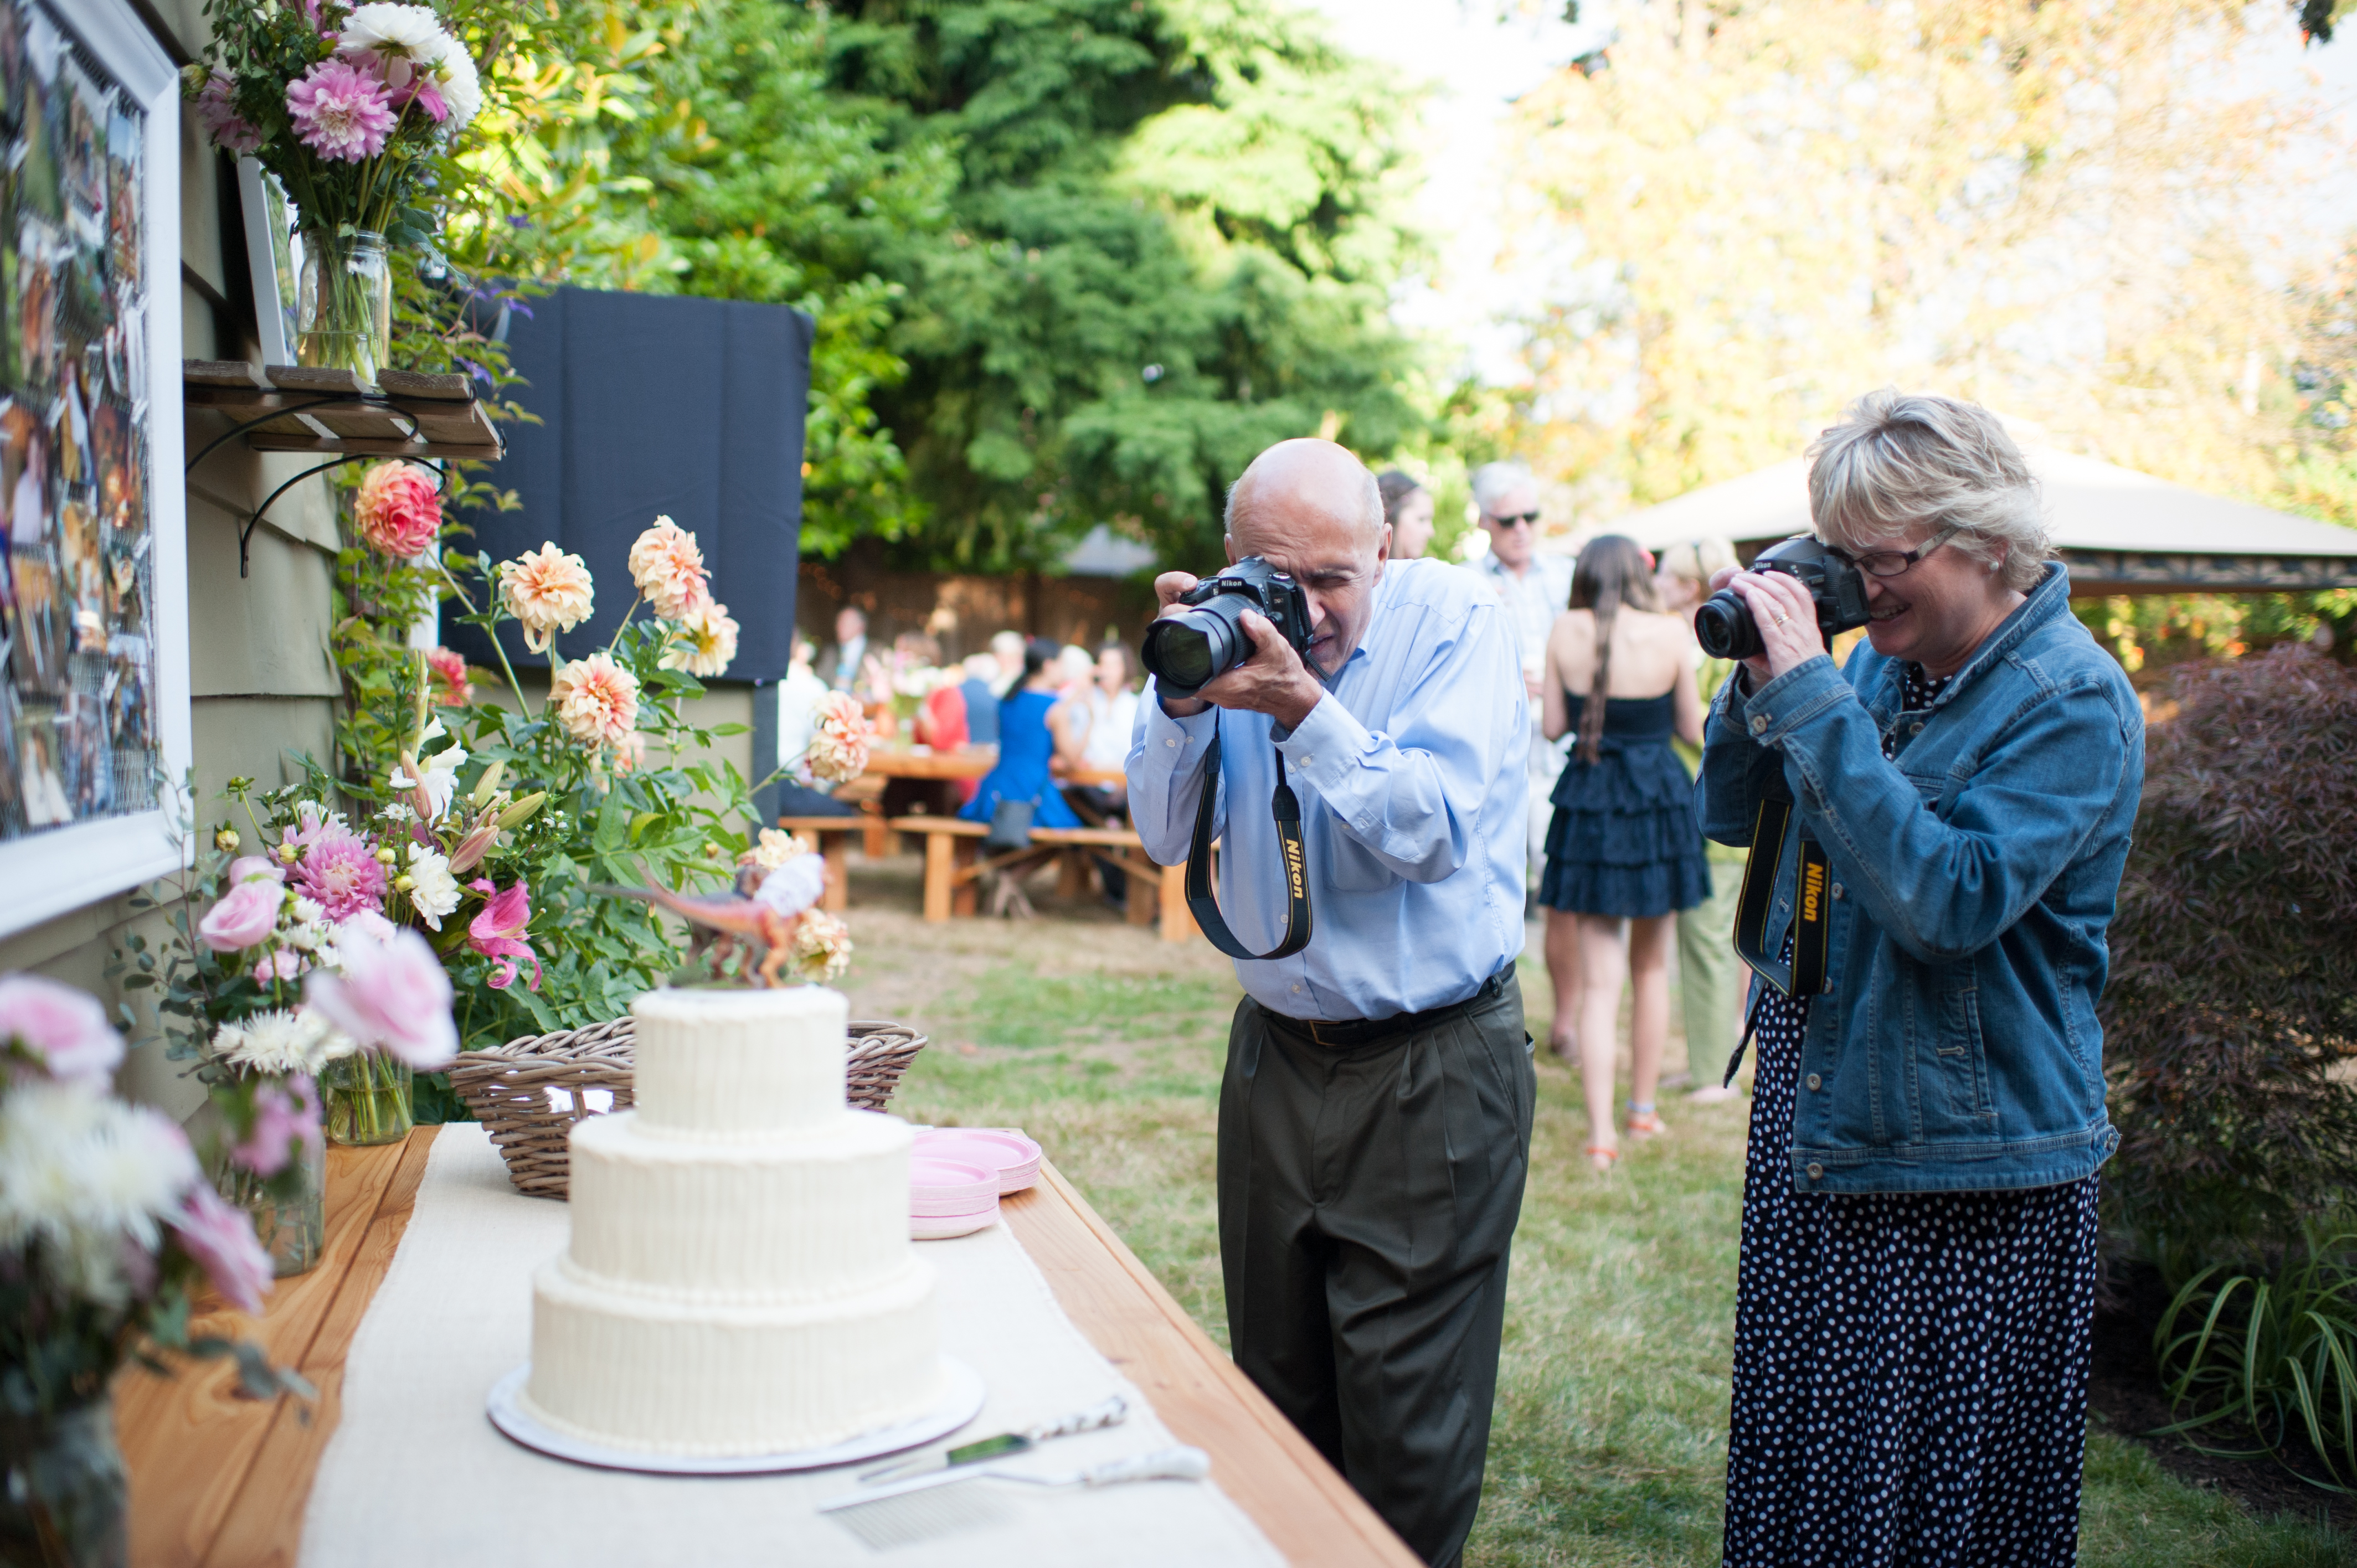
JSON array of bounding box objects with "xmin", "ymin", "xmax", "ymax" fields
[{"xmin": 2102, "ymin": 646, "xmax": 2357, "ymax": 1273}]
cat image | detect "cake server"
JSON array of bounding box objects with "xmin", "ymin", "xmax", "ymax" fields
[
  {"xmin": 820, "ymin": 1445, "xmax": 1211, "ymax": 1550},
  {"xmin": 855, "ymin": 1392, "xmax": 1128, "ymax": 1483}
]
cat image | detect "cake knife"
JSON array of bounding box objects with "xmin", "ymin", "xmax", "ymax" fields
[{"xmin": 856, "ymin": 1393, "xmax": 1129, "ymax": 1483}]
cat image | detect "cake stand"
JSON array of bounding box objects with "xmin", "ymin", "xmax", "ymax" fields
[{"xmin": 485, "ymin": 1356, "xmax": 986, "ymax": 1475}]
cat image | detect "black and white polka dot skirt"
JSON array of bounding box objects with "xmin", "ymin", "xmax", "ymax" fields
[{"xmin": 1721, "ymin": 981, "xmax": 2101, "ymax": 1567}]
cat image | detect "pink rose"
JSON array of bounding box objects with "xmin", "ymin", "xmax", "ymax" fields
[
  {"xmin": 230, "ymin": 1074, "xmax": 321, "ymax": 1178},
  {"xmin": 351, "ymin": 462, "xmax": 442, "ymax": 558},
  {"xmin": 0, "ymin": 974, "xmax": 124, "ymax": 1089},
  {"xmin": 305, "ymin": 927, "xmax": 458, "ymax": 1069},
  {"xmin": 227, "ymin": 856, "xmax": 286, "ymax": 886},
  {"xmin": 167, "ymin": 1182, "xmax": 274, "ymax": 1315},
  {"xmin": 199, "ymin": 880, "xmax": 282, "ymax": 953},
  {"xmin": 253, "ymin": 951, "xmax": 305, "ymax": 986}
]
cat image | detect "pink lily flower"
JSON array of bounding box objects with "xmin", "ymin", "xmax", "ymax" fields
[{"xmin": 466, "ymin": 878, "xmax": 541, "ymax": 991}]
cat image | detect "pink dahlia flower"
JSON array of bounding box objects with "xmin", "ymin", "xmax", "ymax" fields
[
  {"xmin": 466, "ymin": 878, "xmax": 541, "ymax": 992},
  {"xmin": 295, "ymin": 827, "xmax": 388, "ymax": 922},
  {"xmin": 167, "ymin": 1182, "xmax": 274, "ymax": 1315},
  {"xmin": 548, "ymin": 653, "xmax": 641, "ymax": 748},
  {"xmin": 0, "ymin": 974, "xmax": 124, "ymax": 1089},
  {"xmin": 305, "ymin": 926, "xmax": 458, "ymax": 1069},
  {"xmin": 352, "ymin": 462, "xmax": 442, "ymax": 558},
  {"xmin": 805, "ymin": 691, "xmax": 872, "ymax": 783},
  {"xmin": 198, "ymin": 880, "xmax": 282, "ymax": 953},
  {"xmin": 194, "ymin": 74, "xmax": 264, "ymax": 156},
  {"xmin": 425, "ymin": 646, "xmax": 474, "ymax": 706},
  {"xmin": 286, "ymin": 56, "xmax": 397, "ymax": 164},
  {"xmin": 626, "ymin": 517, "xmax": 711, "ymax": 620}
]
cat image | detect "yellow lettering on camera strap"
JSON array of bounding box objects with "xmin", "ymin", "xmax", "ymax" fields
[{"xmin": 1186, "ymin": 726, "xmax": 1314, "ymax": 962}]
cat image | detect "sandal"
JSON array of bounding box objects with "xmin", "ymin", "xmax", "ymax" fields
[
  {"xmin": 1625, "ymin": 1110, "xmax": 1668, "ymax": 1141},
  {"xmin": 1586, "ymin": 1143, "xmax": 1618, "ymax": 1173}
]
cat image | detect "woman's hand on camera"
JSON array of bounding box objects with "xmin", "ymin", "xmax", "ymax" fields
[{"xmin": 1729, "ymin": 570, "xmax": 1828, "ymax": 684}]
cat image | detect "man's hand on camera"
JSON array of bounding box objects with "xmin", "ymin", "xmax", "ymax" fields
[
  {"xmin": 1190, "ymin": 610, "xmax": 1323, "ymax": 729},
  {"xmin": 1151, "ymin": 570, "xmax": 1212, "ymax": 717}
]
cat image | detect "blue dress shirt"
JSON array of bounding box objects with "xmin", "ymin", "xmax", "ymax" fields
[{"xmin": 1125, "ymin": 558, "xmax": 1530, "ymax": 1022}]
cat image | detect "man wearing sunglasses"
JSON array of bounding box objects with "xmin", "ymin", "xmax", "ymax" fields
[{"xmin": 1463, "ymin": 461, "xmax": 1577, "ymax": 910}]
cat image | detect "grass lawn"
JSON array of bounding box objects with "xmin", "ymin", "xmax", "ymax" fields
[{"xmin": 840, "ymin": 868, "xmax": 2351, "ymax": 1567}]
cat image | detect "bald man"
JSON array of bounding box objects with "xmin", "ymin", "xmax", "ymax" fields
[{"xmin": 1126, "ymin": 440, "xmax": 1533, "ymax": 1567}]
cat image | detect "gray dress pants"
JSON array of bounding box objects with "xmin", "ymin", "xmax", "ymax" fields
[{"xmin": 1217, "ymin": 969, "xmax": 1535, "ymax": 1568}]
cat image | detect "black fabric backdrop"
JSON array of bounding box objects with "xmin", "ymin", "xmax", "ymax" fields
[{"xmin": 448, "ymin": 286, "xmax": 811, "ymax": 685}]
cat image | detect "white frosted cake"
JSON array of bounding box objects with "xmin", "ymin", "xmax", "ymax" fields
[{"xmin": 518, "ymin": 986, "xmax": 942, "ymax": 1455}]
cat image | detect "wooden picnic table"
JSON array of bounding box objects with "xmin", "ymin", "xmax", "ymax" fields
[
  {"xmin": 853, "ymin": 745, "xmax": 999, "ymax": 855},
  {"xmin": 113, "ymin": 1127, "xmax": 1414, "ymax": 1568}
]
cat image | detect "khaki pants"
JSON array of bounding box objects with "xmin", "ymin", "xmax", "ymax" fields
[{"xmin": 1676, "ymin": 850, "xmax": 1748, "ymax": 1084}]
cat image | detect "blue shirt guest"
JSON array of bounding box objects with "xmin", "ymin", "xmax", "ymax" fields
[
  {"xmin": 1699, "ymin": 391, "xmax": 2143, "ymax": 1568},
  {"xmin": 1126, "ymin": 439, "xmax": 1531, "ymax": 1568},
  {"xmin": 959, "ymin": 638, "xmax": 1081, "ymax": 832}
]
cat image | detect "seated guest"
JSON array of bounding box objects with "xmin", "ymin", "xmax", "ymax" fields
[
  {"xmin": 959, "ymin": 638, "xmax": 1082, "ymax": 833},
  {"xmin": 957, "ymin": 653, "xmax": 1003, "ymax": 747},
  {"xmin": 988, "ymin": 629, "xmax": 1027, "ymax": 697},
  {"xmin": 820, "ymin": 606, "xmax": 868, "ymax": 693},
  {"xmin": 775, "ymin": 638, "xmax": 856, "ymax": 817},
  {"xmin": 913, "ymin": 656, "xmax": 977, "ymax": 806}
]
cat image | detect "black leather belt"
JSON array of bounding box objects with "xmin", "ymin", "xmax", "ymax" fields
[{"xmin": 1258, "ymin": 966, "xmax": 1512, "ymax": 1050}]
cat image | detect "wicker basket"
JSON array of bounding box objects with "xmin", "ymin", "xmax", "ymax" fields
[{"xmin": 448, "ymin": 1018, "xmax": 928, "ymax": 1199}]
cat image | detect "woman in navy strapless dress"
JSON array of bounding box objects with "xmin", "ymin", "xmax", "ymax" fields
[{"xmin": 1537, "ymin": 535, "xmax": 1711, "ymax": 1171}]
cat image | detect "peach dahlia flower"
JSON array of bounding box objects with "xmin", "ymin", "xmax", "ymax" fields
[
  {"xmin": 627, "ymin": 516, "xmax": 712, "ymax": 620},
  {"xmin": 548, "ymin": 652, "xmax": 641, "ymax": 747},
  {"xmin": 658, "ymin": 601, "xmax": 739, "ymax": 678},
  {"xmin": 498, "ymin": 544, "xmax": 594, "ymax": 653}
]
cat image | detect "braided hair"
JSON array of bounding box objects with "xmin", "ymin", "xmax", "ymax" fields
[{"xmin": 1568, "ymin": 534, "xmax": 1663, "ymax": 765}]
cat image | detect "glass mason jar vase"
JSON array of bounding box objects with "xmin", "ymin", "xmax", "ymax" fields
[
  {"xmin": 0, "ymin": 1400, "xmax": 128, "ymax": 1568},
  {"xmin": 217, "ymin": 1127, "xmax": 327, "ymax": 1277},
  {"xmin": 295, "ymin": 228, "xmax": 390, "ymax": 385},
  {"xmin": 323, "ymin": 1052, "xmax": 413, "ymax": 1147}
]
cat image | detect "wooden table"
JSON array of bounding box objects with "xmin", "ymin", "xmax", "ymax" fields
[
  {"xmin": 856, "ymin": 745, "xmax": 998, "ymax": 856},
  {"xmin": 115, "ymin": 1127, "xmax": 1415, "ymax": 1568}
]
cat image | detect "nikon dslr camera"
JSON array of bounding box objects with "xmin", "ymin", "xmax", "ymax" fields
[
  {"xmin": 1140, "ymin": 556, "xmax": 1316, "ymax": 699},
  {"xmin": 1693, "ymin": 536, "xmax": 1874, "ymax": 662}
]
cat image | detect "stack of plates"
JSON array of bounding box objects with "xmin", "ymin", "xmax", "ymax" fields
[
  {"xmin": 913, "ymin": 1127, "xmax": 1042, "ymax": 1195},
  {"xmin": 909, "ymin": 1157, "xmax": 999, "ymax": 1240}
]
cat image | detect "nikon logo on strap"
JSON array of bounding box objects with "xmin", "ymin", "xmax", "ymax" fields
[
  {"xmin": 1185, "ymin": 721, "xmax": 1314, "ymax": 962},
  {"xmin": 1733, "ymin": 795, "xmax": 1833, "ymax": 1000}
]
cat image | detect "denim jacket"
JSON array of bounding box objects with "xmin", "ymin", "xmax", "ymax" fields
[{"xmin": 1697, "ymin": 563, "xmax": 2143, "ymax": 1195}]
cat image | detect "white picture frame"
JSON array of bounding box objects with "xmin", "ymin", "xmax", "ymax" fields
[
  {"xmin": 0, "ymin": 0, "xmax": 188, "ymax": 939},
  {"xmin": 236, "ymin": 156, "xmax": 299, "ymax": 368}
]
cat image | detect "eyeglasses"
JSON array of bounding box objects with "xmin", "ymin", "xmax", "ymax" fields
[
  {"xmin": 1827, "ymin": 525, "xmax": 1963, "ymax": 579},
  {"xmin": 1484, "ymin": 510, "xmax": 1540, "ymax": 529}
]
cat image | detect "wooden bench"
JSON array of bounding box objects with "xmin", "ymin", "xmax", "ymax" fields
[
  {"xmin": 889, "ymin": 816, "xmax": 1198, "ymax": 942},
  {"xmin": 774, "ymin": 816, "xmax": 862, "ymax": 912}
]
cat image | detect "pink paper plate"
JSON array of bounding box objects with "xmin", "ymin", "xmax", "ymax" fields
[
  {"xmin": 909, "ymin": 1157, "xmax": 997, "ymax": 1211},
  {"xmin": 913, "ymin": 1128, "xmax": 1042, "ymax": 1195},
  {"xmin": 910, "ymin": 1205, "xmax": 999, "ymax": 1241}
]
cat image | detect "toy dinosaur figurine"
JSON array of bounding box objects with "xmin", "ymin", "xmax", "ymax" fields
[{"xmin": 593, "ymin": 871, "xmax": 797, "ymax": 988}]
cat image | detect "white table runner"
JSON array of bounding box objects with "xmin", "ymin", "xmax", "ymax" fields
[{"xmin": 299, "ymin": 1125, "xmax": 1284, "ymax": 1567}]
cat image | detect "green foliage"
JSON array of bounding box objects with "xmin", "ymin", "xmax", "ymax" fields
[
  {"xmin": 817, "ymin": 0, "xmax": 1426, "ymax": 570},
  {"xmin": 2102, "ymin": 648, "xmax": 2357, "ymax": 1271},
  {"xmin": 2157, "ymin": 1233, "xmax": 2357, "ymax": 1493}
]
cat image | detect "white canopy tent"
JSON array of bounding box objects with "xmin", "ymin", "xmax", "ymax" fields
[{"xmin": 1615, "ymin": 446, "xmax": 2357, "ymax": 595}]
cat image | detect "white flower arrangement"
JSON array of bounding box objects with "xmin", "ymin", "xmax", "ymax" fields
[{"xmin": 210, "ymin": 1009, "xmax": 359, "ymax": 1078}]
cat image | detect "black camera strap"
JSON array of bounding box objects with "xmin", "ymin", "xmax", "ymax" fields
[
  {"xmin": 1185, "ymin": 725, "xmax": 1313, "ymax": 961},
  {"xmin": 1721, "ymin": 792, "xmax": 1834, "ymax": 1087}
]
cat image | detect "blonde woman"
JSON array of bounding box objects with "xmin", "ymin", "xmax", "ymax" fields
[
  {"xmin": 1537, "ymin": 535, "xmax": 1711, "ymax": 1170},
  {"xmin": 1655, "ymin": 537, "xmax": 1748, "ymax": 1105}
]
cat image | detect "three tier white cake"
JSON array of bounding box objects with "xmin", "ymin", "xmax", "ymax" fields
[{"xmin": 518, "ymin": 985, "xmax": 943, "ymax": 1455}]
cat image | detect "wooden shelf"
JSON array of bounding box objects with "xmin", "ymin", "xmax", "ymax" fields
[{"xmin": 184, "ymin": 360, "xmax": 505, "ymax": 463}]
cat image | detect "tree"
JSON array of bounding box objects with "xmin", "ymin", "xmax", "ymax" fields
[
  {"xmin": 1497, "ymin": 0, "xmax": 2331, "ymax": 525},
  {"xmin": 812, "ymin": 0, "xmax": 1428, "ymax": 569}
]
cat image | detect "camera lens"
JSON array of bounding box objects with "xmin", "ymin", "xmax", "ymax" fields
[
  {"xmin": 1694, "ymin": 592, "xmax": 1761, "ymax": 662},
  {"xmin": 1142, "ymin": 608, "xmax": 1240, "ymax": 694}
]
